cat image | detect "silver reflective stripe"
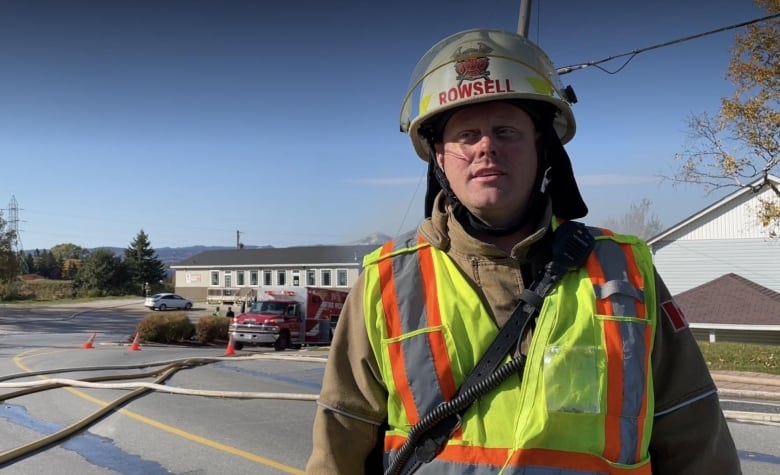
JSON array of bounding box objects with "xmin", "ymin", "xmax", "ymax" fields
[
  {"xmin": 388, "ymin": 233, "xmax": 447, "ymax": 417},
  {"xmin": 618, "ymin": 319, "xmax": 646, "ymax": 464},
  {"xmin": 593, "ymin": 279, "xmax": 644, "ymax": 303},
  {"xmin": 591, "ymin": 237, "xmax": 648, "ymax": 465},
  {"xmin": 591, "ymin": 240, "xmax": 640, "ymax": 317}
]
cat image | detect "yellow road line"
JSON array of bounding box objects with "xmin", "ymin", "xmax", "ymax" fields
[{"xmin": 12, "ymin": 349, "xmax": 304, "ymax": 475}]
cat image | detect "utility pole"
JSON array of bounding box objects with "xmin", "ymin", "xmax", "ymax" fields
[{"xmin": 517, "ymin": 0, "xmax": 532, "ymax": 37}]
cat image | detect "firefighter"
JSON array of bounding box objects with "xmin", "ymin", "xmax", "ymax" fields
[{"xmin": 306, "ymin": 29, "xmax": 741, "ymax": 474}]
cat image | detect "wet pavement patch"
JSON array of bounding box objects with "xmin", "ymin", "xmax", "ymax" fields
[{"xmin": 0, "ymin": 403, "xmax": 169, "ymax": 474}]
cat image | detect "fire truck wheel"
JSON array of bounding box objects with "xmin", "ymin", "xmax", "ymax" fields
[{"xmin": 274, "ymin": 332, "xmax": 290, "ymax": 351}]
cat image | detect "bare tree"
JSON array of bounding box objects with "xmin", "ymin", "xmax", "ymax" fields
[
  {"xmin": 602, "ymin": 199, "xmax": 663, "ymax": 241},
  {"xmin": 667, "ymin": 0, "xmax": 779, "ymax": 234}
]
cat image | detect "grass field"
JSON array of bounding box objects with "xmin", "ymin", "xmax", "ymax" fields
[{"xmin": 699, "ymin": 342, "xmax": 779, "ymax": 375}]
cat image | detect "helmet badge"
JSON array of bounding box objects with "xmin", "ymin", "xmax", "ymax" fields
[{"xmin": 453, "ymin": 42, "xmax": 492, "ymax": 85}]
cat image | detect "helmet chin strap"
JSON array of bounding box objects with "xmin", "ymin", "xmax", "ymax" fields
[{"xmin": 428, "ymin": 147, "xmax": 550, "ymax": 237}]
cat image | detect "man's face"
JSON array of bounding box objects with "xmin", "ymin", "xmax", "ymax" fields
[{"xmin": 434, "ymin": 101, "xmax": 539, "ymax": 228}]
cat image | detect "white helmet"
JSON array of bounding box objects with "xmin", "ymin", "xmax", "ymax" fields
[{"xmin": 400, "ymin": 29, "xmax": 577, "ymax": 160}]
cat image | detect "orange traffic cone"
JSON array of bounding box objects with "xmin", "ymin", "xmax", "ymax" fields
[
  {"xmin": 129, "ymin": 332, "xmax": 142, "ymax": 351},
  {"xmin": 82, "ymin": 332, "xmax": 96, "ymax": 349},
  {"xmin": 224, "ymin": 333, "xmax": 236, "ymax": 357}
]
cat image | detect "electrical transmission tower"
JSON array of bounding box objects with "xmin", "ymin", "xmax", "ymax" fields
[{"xmin": 7, "ymin": 195, "xmax": 29, "ymax": 274}]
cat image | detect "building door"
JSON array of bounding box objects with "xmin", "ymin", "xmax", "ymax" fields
[{"xmin": 225, "ymin": 274, "xmax": 232, "ymax": 288}]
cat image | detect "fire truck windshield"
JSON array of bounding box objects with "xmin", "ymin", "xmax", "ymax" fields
[{"xmin": 250, "ymin": 301, "xmax": 288, "ymax": 315}]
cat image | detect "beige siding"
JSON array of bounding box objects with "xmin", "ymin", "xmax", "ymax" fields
[
  {"xmin": 175, "ymin": 265, "xmax": 362, "ymax": 301},
  {"xmin": 176, "ymin": 270, "xmax": 212, "ymax": 289}
]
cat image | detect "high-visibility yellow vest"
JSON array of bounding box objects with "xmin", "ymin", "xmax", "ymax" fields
[{"xmin": 362, "ymin": 225, "xmax": 657, "ymax": 474}]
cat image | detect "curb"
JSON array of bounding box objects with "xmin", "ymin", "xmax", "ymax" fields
[
  {"xmin": 723, "ymin": 410, "xmax": 780, "ymax": 424},
  {"xmin": 712, "ymin": 373, "xmax": 780, "ymax": 387},
  {"xmin": 718, "ymin": 388, "xmax": 780, "ymax": 401}
]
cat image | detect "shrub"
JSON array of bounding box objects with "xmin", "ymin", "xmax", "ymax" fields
[
  {"xmin": 136, "ymin": 312, "xmax": 195, "ymax": 344},
  {"xmin": 0, "ymin": 280, "xmax": 23, "ymax": 300},
  {"xmin": 23, "ymin": 279, "xmax": 76, "ymax": 300},
  {"xmin": 195, "ymin": 315, "xmax": 230, "ymax": 343}
]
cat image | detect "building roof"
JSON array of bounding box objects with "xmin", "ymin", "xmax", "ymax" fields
[
  {"xmin": 674, "ymin": 273, "xmax": 780, "ymax": 325},
  {"xmin": 170, "ymin": 244, "xmax": 380, "ymax": 268},
  {"xmin": 647, "ymin": 174, "xmax": 780, "ymax": 245}
]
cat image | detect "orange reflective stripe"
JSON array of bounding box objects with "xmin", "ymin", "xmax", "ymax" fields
[
  {"xmin": 386, "ymin": 436, "xmax": 651, "ymax": 475},
  {"xmin": 377, "ymin": 239, "xmax": 420, "ymax": 424},
  {"xmin": 509, "ymin": 447, "xmax": 652, "ymax": 474},
  {"xmin": 386, "ymin": 435, "xmax": 508, "ymax": 466},
  {"xmin": 378, "ymin": 241, "xmax": 400, "ymax": 337},
  {"xmin": 417, "ymin": 239, "xmax": 458, "ymax": 401}
]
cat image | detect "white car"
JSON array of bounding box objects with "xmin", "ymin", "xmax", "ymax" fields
[{"xmin": 144, "ymin": 293, "xmax": 193, "ymax": 311}]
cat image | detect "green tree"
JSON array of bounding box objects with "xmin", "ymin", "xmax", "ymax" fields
[
  {"xmin": 23, "ymin": 252, "xmax": 35, "ymax": 275},
  {"xmin": 49, "ymin": 243, "xmax": 89, "ymax": 261},
  {"xmin": 669, "ymin": 0, "xmax": 779, "ymax": 236},
  {"xmin": 0, "ymin": 211, "xmax": 19, "ymax": 282},
  {"xmin": 73, "ymin": 248, "xmax": 131, "ymax": 297},
  {"xmin": 124, "ymin": 230, "xmax": 166, "ymax": 296},
  {"xmin": 35, "ymin": 249, "xmax": 61, "ymax": 279},
  {"xmin": 602, "ymin": 199, "xmax": 664, "ymax": 241},
  {"xmin": 49, "ymin": 243, "xmax": 88, "ymax": 280}
]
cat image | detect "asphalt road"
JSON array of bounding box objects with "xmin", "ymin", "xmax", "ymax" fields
[
  {"xmin": 1, "ymin": 299, "xmax": 325, "ymax": 474},
  {"xmin": 1, "ymin": 299, "xmax": 779, "ymax": 474}
]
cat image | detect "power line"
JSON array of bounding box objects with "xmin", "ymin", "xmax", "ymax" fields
[{"xmin": 556, "ymin": 13, "xmax": 780, "ymax": 75}]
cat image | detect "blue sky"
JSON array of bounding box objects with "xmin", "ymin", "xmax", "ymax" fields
[{"xmin": 0, "ymin": 0, "xmax": 769, "ymax": 251}]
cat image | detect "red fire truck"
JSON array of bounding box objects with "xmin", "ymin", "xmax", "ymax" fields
[{"xmin": 228, "ymin": 286, "xmax": 349, "ymax": 351}]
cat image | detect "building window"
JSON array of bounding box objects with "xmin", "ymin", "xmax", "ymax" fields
[
  {"xmin": 237, "ymin": 271, "xmax": 245, "ymax": 286},
  {"xmin": 321, "ymin": 269, "xmax": 331, "ymax": 286},
  {"xmin": 292, "ymin": 271, "xmax": 300, "ymax": 286},
  {"xmin": 211, "ymin": 271, "xmax": 219, "ymax": 286},
  {"xmin": 337, "ymin": 269, "xmax": 348, "ymax": 287},
  {"xmin": 250, "ymin": 271, "xmax": 258, "ymax": 286},
  {"xmin": 307, "ymin": 269, "xmax": 316, "ymax": 286},
  {"xmin": 277, "ymin": 271, "xmax": 286, "ymax": 286},
  {"xmin": 263, "ymin": 270, "xmax": 272, "ymax": 286}
]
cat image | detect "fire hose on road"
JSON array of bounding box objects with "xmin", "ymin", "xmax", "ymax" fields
[{"xmin": 0, "ymin": 354, "xmax": 324, "ymax": 466}]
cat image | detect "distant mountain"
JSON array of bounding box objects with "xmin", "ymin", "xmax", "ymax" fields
[
  {"xmin": 349, "ymin": 233, "xmax": 392, "ymax": 245},
  {"xmin": 94, "ymin": 245, "xmax": 267, "ymax": 266}
]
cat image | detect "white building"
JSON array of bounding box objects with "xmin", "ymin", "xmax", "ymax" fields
[
  {"xmin": 171, "ymin": 244, "xmax": 379, "ymax": 303},
  {"xmin": 648, "ymin": 175, "xmax": 780, "ymax": 295}
]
